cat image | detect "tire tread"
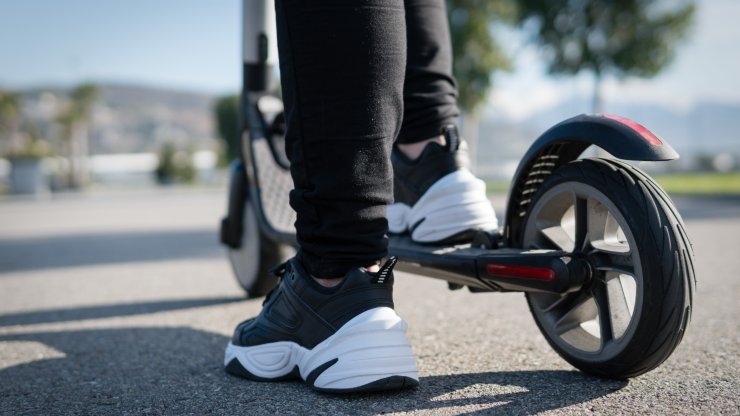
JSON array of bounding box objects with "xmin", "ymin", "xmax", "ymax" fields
[{"xmin": 524, "ymin": 158, "xmax": 695, "ymax": 378}]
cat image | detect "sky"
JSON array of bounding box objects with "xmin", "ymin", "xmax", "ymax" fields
[
  {"xmin": 0, "ymin": 0, "xmax": 242, "ymax": 94},
  {"xmin": 1, "ymin": 0, "xmax": 739, "ymax": 119},
  {"xmin": 487, "ymin": 0, "xmax": 740, "ymax": 119}
]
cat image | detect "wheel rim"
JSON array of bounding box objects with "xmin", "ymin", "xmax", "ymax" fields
[
  {"xmin": 523, "ymin": 182, "xmax": 643, "ymax": 361},
  {"xmin": 228, "ymin": 200, "xmax": 260, "ymax": 290}
]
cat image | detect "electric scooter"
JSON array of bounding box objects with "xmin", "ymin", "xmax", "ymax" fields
[{"xmin": 221, "ymin": 0, "xmax": 695, "ymax": 380}]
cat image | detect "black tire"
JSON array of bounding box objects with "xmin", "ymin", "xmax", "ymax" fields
[
  {"xmin": 227, "ymin": 198, "xmax": 294, "ymax": 297},
  {"xmin": 520, "ymin": 158, "xmax": 695, "ymax": 378}
]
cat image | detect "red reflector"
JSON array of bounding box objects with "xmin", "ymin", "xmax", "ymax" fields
[
  {"xmin": 603, "ymin": 114, "xmax": 663, "ymax": 146},
  {"xmin": 487, "ymin": 264, "xmax": 556, "ymax": 282}
]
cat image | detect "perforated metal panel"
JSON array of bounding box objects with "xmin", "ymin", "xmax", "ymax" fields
[{"xmin": 252, "ymin": 137, "xmax": 296, "ymax": 233}]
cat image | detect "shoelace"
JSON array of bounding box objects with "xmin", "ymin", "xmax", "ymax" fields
[
  {"xmin": 261, "ymin": 256, "xmax": 398, "ymax": 305},
  {"xmin": 261, "ymin": 261, "xmax": 290, "ymax": 305}
]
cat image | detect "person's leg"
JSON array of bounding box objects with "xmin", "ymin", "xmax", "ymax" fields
[
  {"xmin": 279, "ymin": 0, "xmax": 405, "ymax": 280},
  {"xmin": 398, "ymin": 0, "xmax": 459, "ymax": 145},
  {"xmin": 225, "ymin": 0, "xmax": 418, "ymax": 393},
  {"xmin": 389, "ymin": 0, "xmax": 498, "ymax": 243}
]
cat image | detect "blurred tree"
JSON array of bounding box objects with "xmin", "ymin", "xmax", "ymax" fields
[
  {"xmin": 155, "ymin": 141, "xmax": 196, "ymax": 185},
  {"xmin": 446, "ymin": 0, "xmax": 516, "ymax": 115},
  {"xmin": 446, "ymin": 0, "xmax": 516, "ymax": 170},
  {"xmin": 57, "ymin": 83, "xmax": 98, "ymax": 188},
  {"xmin": 0, "ymin": 90, "xmax": 21, "ymax": 154},
  {"xmin": 516, "ymin": 0, "xmax": 695, "ymax": 112},
  {"xmin": 214, "ymin": 94, "xmax": 239, "ymax": 165},
  {"xmin": 70, "ymin": 84, "xmax": 99, "ymax": 119}
]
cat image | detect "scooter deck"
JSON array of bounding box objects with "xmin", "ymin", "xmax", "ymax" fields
[
  {"xmin": 390, "ymin": 235, "xmax": 509, "ymax": 290},
  {"xmin": 389, "ymin": 235, "xmax": 586, "ymax": 294},
  {"xmin": 390, "ymin": 235, "xmax": 534, "ymax": 290}
]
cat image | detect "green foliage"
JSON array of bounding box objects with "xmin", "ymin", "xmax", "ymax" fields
[
  {"xmin": 71, "ymin": 84, "xmax": 98, "ymax": 117},
  {"xmin": 214, "ymin": 94, "xmax": 240, "ymax": 164},
  {"xmin": 446, "ymin": 0, "xmax": 516, "ymax": 114},
  {"xmin": 516, "ymin": 0, "xmax": 695, "ymax": 108},
  {"xmin": 7, "ymin": 126, "xmax": 50, "ymax": 160},
  {"xmin": 0, "ymin": 91, "xmax": 20, "ymax": 123},
  {"xmin": 155, "ymin": 142, "xmax": 196, "ymax": 185},
  {"xmin": 654, "ymin": 172, "xmax": 740, "ymax": 196},
  {"xmin": 1, "ymin": 90, "xmax": 50, "ymax": 159},
  {"xmin": 54, "ymin": 84, "xmax": 99, "ymax": 188},
  {"xmin": 57, "ymin": 84, "xmax": 98, "ymax": 124},
  {"xmin": 0, "ymin": 90, "xmax": 20, "ymax": 142},
  {"xmin": 57, "ymin": 84, "xmax": 98, "ymax": 133}
]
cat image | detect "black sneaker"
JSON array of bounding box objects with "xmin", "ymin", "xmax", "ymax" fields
[
  {"xmin": 224, "ymin": 256, "xmax": 419, "ymax": 393},
  {"xmin": 389, "ymin": 125, "xmax": 498, "ymax": 243}
]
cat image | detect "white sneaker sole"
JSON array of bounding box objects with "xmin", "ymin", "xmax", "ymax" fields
[
  {"xmin": 389, "ymin": 169, "xmax": 498, "ymax": 242},
  {"xmin": 224, "ymin": 307, "xmax": 419, "ymax": 392}
]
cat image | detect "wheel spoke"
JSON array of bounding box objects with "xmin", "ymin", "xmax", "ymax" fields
[
  {"xmin": 592, "ymin": 280, "xmax": 614, "ymax": 345},
  {"xmin": 553, "ymin": 293, "xmax": 597, "ymax": 336},
  {"xmin": 606, "ymin": 274, "xmax": 636, "ymax": 336},
  {"xmin": 588, "ymin": 199, "xmax": 631, "ymax": 255},
  {"xmin": 535, "ymin": 291, "xmax": 582, "ymax": 313},
  {"xmin": 574, "ymin": 196, "xmax": 588, "ymax": 251},
  {"xmin": 591, "ymin": 251, "xmax": 636, "ymax": 277},
  {"xmin": 523, "ymin": 176, "xmax": 645, "ymax": 361},
  {"xmin": 539, "ymin": 226, "xmax": 572, "ymax": 251},
  {"xmin": 532, "ymin": 190, "xmax": 578, "ymax": 252}
]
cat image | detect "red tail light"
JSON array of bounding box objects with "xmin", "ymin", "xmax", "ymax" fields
[
  {"xmin": 486, "ymin": 264, "xmax": 556, "ymax": 282},
  {"xmin": 603, "ymin": 114, "xmax": 663, "ymax": 146}
]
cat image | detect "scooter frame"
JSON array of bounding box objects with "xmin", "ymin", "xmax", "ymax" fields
[
  {"xmin": 221, "ymin": 0, "xmax": 695, "ymax": 379},
  {"xmin": 221, "ymin": 0, "xmax": 680, "ymax": 297}
]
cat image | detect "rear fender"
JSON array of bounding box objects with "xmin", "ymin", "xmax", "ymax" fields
[{"xmin": 504, "ymin": 114, "xmax": 678, "ymax": 245}]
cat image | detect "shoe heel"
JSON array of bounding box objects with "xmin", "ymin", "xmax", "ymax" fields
[
  {"xmin": 224, "ymin": 341, "xmax": 299, "ymax": 381},
  {"xmin": 300, "ymin": 307, "xmax": 419, "ymax": 392},
  {"xmin": 410, "ymin": 170, "xmax": 498, "ymax": 242}
]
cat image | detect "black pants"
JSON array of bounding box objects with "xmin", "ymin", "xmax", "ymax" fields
[{"xmin": 276, "ymin": 0, "xmax": 459, "ymax": 278}]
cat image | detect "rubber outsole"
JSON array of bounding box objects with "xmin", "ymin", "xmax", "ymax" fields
[
  {"xmin": 313, "ymin": 375, "xmax": 419, "ymax": 393},
  {"xmin": 225, "ymin": 357, "xmax": 300, "ymax": 382},
  {"xmin": 226, "ymin": 356, "xmax": 419, "ymax": 393},
  {"xmin": 224, "ymin": 307, "xmax": 419, "ymax": 393},
  {"xmin": 389, "ymin": 169, "xmax": 497, "ymax": 243}
]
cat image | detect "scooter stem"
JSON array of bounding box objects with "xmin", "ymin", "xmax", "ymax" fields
[{"xmin": 243, "ymin": 0, "xmax": 278, "ymax": 93}]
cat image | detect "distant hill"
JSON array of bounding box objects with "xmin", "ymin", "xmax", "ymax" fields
[
  {"xmin": 15, "ymin": 82, "xmax": 737, "ymax": 177},
  {"xmin": 99, "ymin": 83, "xmax": 215, "ymax": 114},
  {"xmin": 93, "ymin": 83, "xmax": 219, "ymax": 154},
  {"xmin": 19, "ymin": 82, "xmax": 222, "ymax": 154},
  {"xmin": 474, "ymin": 97, "xmax": 740, "ymax": 178}
]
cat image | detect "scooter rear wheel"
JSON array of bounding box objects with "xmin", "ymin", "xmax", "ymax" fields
[
  {"xmin": 521, "ymin": 158, "xmax": 695, "ymax": 378},
  {"xmin": 228, "ymin": 198, "xmax": 294, "ymax": 297}
]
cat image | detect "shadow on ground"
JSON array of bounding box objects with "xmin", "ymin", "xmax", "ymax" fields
[
  {"xmin": 1, "ymin": 325, "xmax": 627, "ymax": 415},
  {"xmin": 0, "ymin": 297, "xmax": 244, "ymax": 327},
  {"xmin": 0, "ymin": 228, "xmax": 221, "ymax": 274}
]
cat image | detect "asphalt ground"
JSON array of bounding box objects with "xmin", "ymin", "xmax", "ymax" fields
[{"xmin": 0, "ymin": 189, "xmax": 738, "ymax": 415}]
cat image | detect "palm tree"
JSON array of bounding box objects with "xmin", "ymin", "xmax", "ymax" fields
[
  {"xmin": 0, "ymin": 90, "xmax": 21, "ymax": 155},
  {"xmin": 58, "ymin": 83, "xmax": 98, "ymax": 188}
]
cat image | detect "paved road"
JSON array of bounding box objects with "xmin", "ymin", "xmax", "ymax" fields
[{"xmin": 0, "ymin": 189, "xmax": 738, "ymax": 415}]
